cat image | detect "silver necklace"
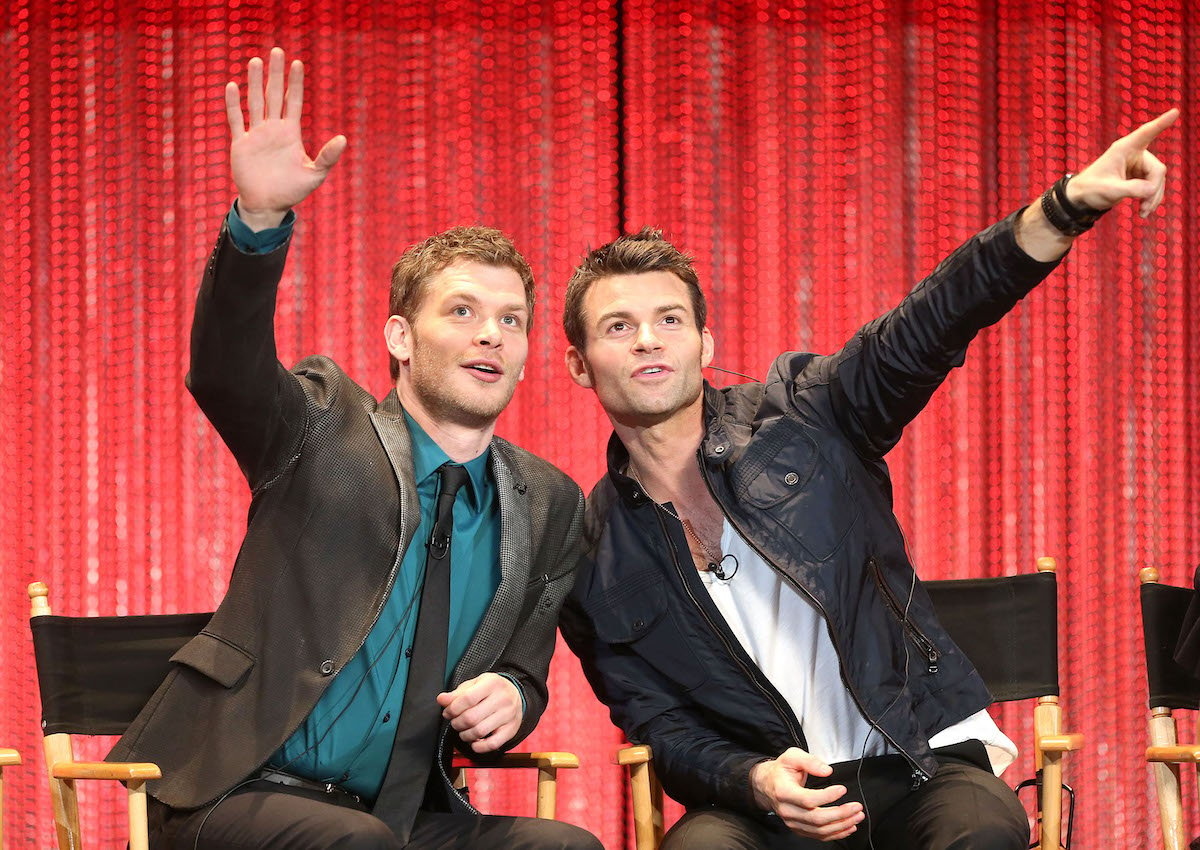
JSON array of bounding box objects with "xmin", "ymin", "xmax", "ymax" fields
[{"xmin": 628, "ymin": 467, "xmax": 740, "ymax": 581}]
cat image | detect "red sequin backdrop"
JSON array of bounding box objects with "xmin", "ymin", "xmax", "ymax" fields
[{"xmin": 2, "ymin": 1, "xmax": 1197, "ymax": 847}]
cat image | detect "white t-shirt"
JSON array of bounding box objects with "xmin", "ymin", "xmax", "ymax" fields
[{"xmin": 697, "ymin": 521, "xmax": 1017, "ymax": 774}]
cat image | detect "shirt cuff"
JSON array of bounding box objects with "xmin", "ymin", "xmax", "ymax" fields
[
  {"xmin": 496, "ymin": 672, "xmax": 527, "ymax": 714},
  {"xmin": 227, "ymin": 200, "xmax": 295, "ymax": 254}
]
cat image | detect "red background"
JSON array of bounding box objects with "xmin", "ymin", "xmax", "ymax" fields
[{"xmin": 2, "ymin": 0, "xmax": 1198, "ymax": 846}]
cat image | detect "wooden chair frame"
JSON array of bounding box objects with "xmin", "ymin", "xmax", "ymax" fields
[
  {"xmin": 615, "ymin": 745, "xmax": 662, "ymax": 850},
  {"xmin": 452, "ymin": 751, "xmax": 580, "ymax": 819},
  {"xmin": 1139, "ymin": 566, "xmax": 1200, "ymax": 850},
  {"xmin": 616, "ymin": 556, "xmax": 1081, "ymax": 850},
  {"xmin": 0, "ymin": 747, "xmax": 20, "ymax": 847},
  {"xmin": 1014, "ymin": 558, "xmax": 1083, "ymax": 850},
  {"xmin": 30, "ymin": 581, "xmax": 162, "ymax": 850},
  {"xmin": 29, "ymin": 580, "xmax": 579, "ymax": 848}
]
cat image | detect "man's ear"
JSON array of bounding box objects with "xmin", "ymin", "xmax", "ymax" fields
[
  {"xmin": 701, "ymin": 327, "xmax": 715, "ymax": 369},
  {"xmin": 384, "ymin": 315, "xmax": 413, "ymax": 365},
  {"xmin": 565, "ymin": 345, "xmax": 593, "ymax": 389}
]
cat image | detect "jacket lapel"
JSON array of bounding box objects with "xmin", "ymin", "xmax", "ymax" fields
[{"xmin": 368, "ymin": 391, "xmax": 421, "ymax": 558}]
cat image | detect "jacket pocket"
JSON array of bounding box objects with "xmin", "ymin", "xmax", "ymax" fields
[
  {"xmin": 868, "ymin": 557, "xmax": 940, "ymax": 674},
  {"xmin": 731, "ymin": 416, "xmax": 858, "ymax": 561},
  {"xmin": 586, "ymin": 574, "xmax": 709, "ymax": 691},
  {"xmin": 170, "ymin": 631, "xmax": 256, "ymax": 688}
]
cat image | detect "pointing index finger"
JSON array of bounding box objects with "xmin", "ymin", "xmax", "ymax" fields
[{"xmin": 1123, "ymin": 108, "xmax": 1180, "ymax": 150}]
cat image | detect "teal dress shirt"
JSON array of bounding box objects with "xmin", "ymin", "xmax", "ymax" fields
[{"xmin": 267, "ymin": 411, "xmax": 501, "ymax": 799}]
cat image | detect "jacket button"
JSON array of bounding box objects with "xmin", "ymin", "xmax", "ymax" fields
[
  {"xmin": 320, "ymin": 660, "xmax": 334, "ymax": 675},
  {"xmin": 784, "ymin": 471, "xmax": 800, "ymax": 486},
  {"xmin": 713, "ymin": 445, "xmax": 726, "ymax": 455},
  {"xmin": 632, "ymin": 618, "xmax": 645, "ymax": 631}
]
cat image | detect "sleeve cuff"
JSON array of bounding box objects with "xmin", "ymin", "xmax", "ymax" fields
[
  {"xmin": 228, "ymin": 200, "xmax": 295, "ymax": 254},
  {"xmin": 496, "ymin": 672, "xmax": 527, "ymax": 714}
]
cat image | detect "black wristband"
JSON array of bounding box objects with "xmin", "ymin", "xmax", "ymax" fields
[{"xmin": 1040, "ymin": 174, "xmax": 1106, "ymax": 237}]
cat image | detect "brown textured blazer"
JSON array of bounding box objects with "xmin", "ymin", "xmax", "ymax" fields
[{"xmin": 108, "ymin": 226, "xmax": 585, "ymax": 810}]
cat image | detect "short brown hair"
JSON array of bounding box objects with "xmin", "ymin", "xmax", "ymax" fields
[
  {"xmin": 562, "ymin": 227, "xmax": 707, "ymax": 351},
  {"xmin": 389, "ymin": 226, "xmax": 536, "ymax": 380}
]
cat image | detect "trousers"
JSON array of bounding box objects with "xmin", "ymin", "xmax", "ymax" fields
[
  {"xmin": 660, "ymin": 741, "xmax": 1029, "ymax": 850},
  {"xmin": 146, "ymin": 779, "xmax": 603, "ymax": 850}
]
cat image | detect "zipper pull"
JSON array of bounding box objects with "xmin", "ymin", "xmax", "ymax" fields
[
  {"xmin": 911, "ymin": 769, "xmax": 927, "ymax": 790},
  {"xmin": 927, "ymin": 649, "xmax": 939, "ymax": 674}
]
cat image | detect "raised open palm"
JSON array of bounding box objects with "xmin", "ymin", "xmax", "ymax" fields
[{"xmin": 224, "ymin": 48, "xmax": 347, "ymax": 228}]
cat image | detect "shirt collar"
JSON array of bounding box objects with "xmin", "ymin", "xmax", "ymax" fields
[{"xmin": 403, "ymin": 410, "xmax": 491, "ymax": 511}]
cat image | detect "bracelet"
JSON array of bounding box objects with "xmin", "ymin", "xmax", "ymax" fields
[{"xmin": 1040, "ymin": 174, "xmax": 1107, "ymax": 237}]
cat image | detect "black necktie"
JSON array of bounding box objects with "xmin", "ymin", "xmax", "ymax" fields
[{"xmin": 374, "ymin": 462, "xmax": 470, "ymax": 841}]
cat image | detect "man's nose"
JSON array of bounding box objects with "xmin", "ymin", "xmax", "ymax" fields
[
  {"xmin": 633, "ymin": 324, "xmax": 662, "ymax": 352},
  {"xmin": 475, "ymin": 318, "xmax": 502, "ymax": 347}
]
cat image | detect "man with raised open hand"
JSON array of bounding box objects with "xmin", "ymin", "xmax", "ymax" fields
[{"xmin": 108, "ymin": 48, "xmax": 600, "ymax": 850}]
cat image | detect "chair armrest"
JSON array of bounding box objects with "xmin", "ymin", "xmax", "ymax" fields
[
  {"xmin": 452, "ymin": 752, "xmax": 579, "ymax": 770},
  {"xmin": 1037, "ymin": 733, "xmax": 1084, "ymax": 752},
  {"xmin": 616, "ymin": 745, "xmax": 653, "ymax": 766},
  {"xmin": 1147, "ymin": 745, "xmax": 1200, "ymax": 763},
  {"xmin": 0, "ymin": 748, "xmax": 20, "ymax": 767},
  {"xmin": 52, "ymin": 760, "xmax": 162, "ymax": 781}
]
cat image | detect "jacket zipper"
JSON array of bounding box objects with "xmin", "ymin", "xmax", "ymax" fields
[
  {"xmin": 647, "ymin": 505, "xmax": 805, "ymax": 748},
  {"xmin": 868, "ymin": 557, "xmax": 940, "ymax": 674},
  {"xmin": 696, "ymin": 454, "xmax": 931, "ymax": 782}
]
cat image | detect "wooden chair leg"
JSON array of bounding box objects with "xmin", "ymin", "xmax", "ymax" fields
[
  {"xmin": 44, "ymin": 734, "xmax": 82, "ymax": 850},
  {"xmin": 628, "ymin": 760, "xmax": 663, "ymax": 850},
  {"xmin": 0, "ymin": 750, "xmax": 17, "ymax": 849},
  {"xmin": 1033, "ymin": 695, "xmax": 1060, "ymax": 850},
  {"xmin": 1150, "ymin": 709, "xmax": 1187, "ymax": 850},
  {"xmin": 1039, "ymin": 753, "xmax": 1062, "ymax": 850},
  {"xmin": 535, "ymin": 766, "xmax": 557, "ymax": 819},
  {"xmin": 128, "ymin": 779, "xmax": 150, "ymax": 850}
]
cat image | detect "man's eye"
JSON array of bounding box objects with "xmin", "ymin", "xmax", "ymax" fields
[
  {"xmin": 501, "ymin": 315, "xmax": 521, "ymax": 327},
  {"xmin": 608, "ymin": 322, "xmax": 628, "ymax": 333},
  {"xmin": 452, "ymin": 306, "xmax": 471, "ymax": 317},
  {"xmin": 662, "ymin": 315, "xmax": 680, "ymax": 325}
]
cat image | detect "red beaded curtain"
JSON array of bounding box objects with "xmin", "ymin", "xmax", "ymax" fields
[{"xmin": 2, "ymin": 1, "xmax": 1197, "ymax": 848}]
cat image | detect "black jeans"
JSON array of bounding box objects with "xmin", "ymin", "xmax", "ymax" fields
[
  {"xmin": 147, "ymin": 779, "xmax": 603, "ymax": 850},
  {"xmin": 661, "ymin": 741, "xmax": 1028, "ymax": 850}
]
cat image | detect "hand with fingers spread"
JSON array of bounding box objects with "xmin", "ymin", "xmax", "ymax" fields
[
  {"xmin": 750, "ymin": 748, "xmax": 865, "ymax": 842},
  {"xmin": 437, "ymin": 673, "xmax": 524, "ymax": 754},
  {"xmin": 1065, "ymin": 107, "xmax": 1178, "ymax": 216},
  {"xmin": 225, "ymin": 47, "xmax": 347, "ymax": 231}
]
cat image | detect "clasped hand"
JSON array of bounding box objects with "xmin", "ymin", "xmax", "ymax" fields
[
  {"xmin": 751, "ymin": 747, "xmax": 864, "ymax": 842},
  {"xmin": 437, "ymin": 672, "xmax": 524, "ymax": 754}
]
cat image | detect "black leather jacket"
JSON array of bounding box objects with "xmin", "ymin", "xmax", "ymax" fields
[{"xmin": 559, "ymin": 212, "xmax": 1061, "ymax": 815}]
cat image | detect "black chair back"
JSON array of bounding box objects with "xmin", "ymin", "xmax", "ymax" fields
[
  {"xmin": 30, "ymin": 612, "xmax": 211, "ymax": 735},
  {"xmin": 1140, "ymin": 581, "xmax": 1200, "ymax": 710},
  {"xmin": 926, "ymin": 571, "xmax": 1059, "ymax": 702}
]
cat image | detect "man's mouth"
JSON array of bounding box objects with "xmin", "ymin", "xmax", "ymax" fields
[
  {"xmin": 463, "ymin": 361, "xmax": 504, "ymax": 382},
  {"xmin": 633, "ymin": 365, "xmax": 670, "ymax": 377}
]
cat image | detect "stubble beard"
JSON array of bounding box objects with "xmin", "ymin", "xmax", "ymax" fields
[
  {"xmin": 408, "ymin": 358, "xmax": 517, "ymax": 429},
  {"xmin": 403, "ymin": 322, "xmax": 520, "ymax": 429},
  {"xmin": 615, "ymin": 368, "xmax": 704, "ymax": 425}
]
